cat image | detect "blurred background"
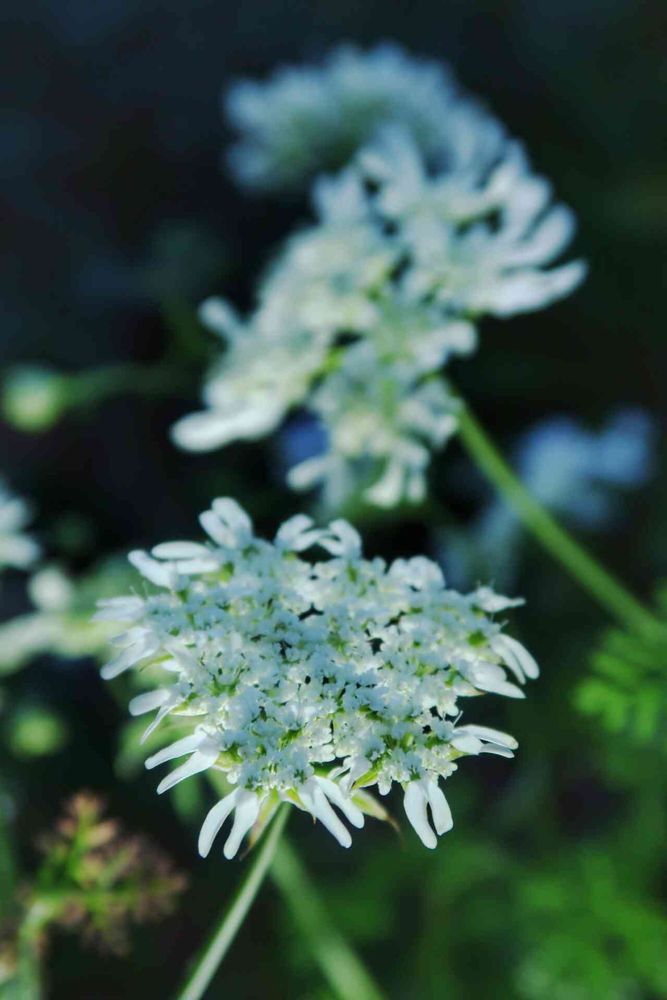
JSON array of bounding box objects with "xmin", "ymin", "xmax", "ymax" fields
[{"xmin": 2, "ymin": 1, "xmax": 666, "ymax": 997}]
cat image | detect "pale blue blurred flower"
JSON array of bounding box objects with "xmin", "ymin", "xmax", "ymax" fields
[
  {"xmin": 275, "ymin": 414, "xmax": 329, "ymax": 477},
  {"xmin": 440, "ymin": 410, "xmax": 656, "ymax": 588},
  {"xmin": 515, "ymin": 410, "xmax": 654, "ymax": 525}
]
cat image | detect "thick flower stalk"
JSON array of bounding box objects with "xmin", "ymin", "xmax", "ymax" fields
[
  {"xmin": 173, "ymin": 55, "xmax": 585, "ymax": 509},
  {"xmin": 97, "ymin": 498, "xmax": 538, "ymax": 857},
  {"xmin": 0, "ymin": 479, "xmax": 40, "ymax": 574}
]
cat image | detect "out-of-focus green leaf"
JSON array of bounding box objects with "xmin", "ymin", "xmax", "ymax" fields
[
  {"xmin": 575, "ymin": 585, "xmax": 667, "ymax": 747},
  {"xmin": 6, "ymin": 706, "xmax": 68, "ymax": 759}
]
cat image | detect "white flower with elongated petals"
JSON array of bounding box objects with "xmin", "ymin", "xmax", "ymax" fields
[
  {"xmin": 174, "ymin": 52, "xmax": 584, "ymax": 509},
  {"xmin": 98, "ymin": 498, "xmax": 537, "ymax": 857},
  {"xmin": 0, "ymin": 479, "xmax": 40, "ymax": 573},
  {"xmin": 362, "ymin": 126, "xmax": 586, "ymax": 319}
]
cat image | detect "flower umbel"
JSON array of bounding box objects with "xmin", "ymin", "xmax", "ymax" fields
[
  {"xmin": 98, "ymin": 498, "xmax": 538, "ymax": 857},
  {"xmin": 174, "ymin": 48, "xmax": 585, "ymax": 509}
]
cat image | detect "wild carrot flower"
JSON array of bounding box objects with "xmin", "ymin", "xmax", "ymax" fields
[
  {"xmin": 97, "ymin": 498, "xmax": 538, "ymax": 857},
  {"xmin": 173, "ymin": 118, "xmax": 584, "ymax": 507}
]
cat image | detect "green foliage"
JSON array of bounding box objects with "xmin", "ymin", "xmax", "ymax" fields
[
  {"xmin": 575, "ymin": 585, "xmax": 667, "ymax": 746},
  {"xmin": 6, "ymin": 705, "xmax": 68, "ymax": 759},
  {"xmin": 517, "ymin": 850, "xmax": 667, "ymax": 999}
]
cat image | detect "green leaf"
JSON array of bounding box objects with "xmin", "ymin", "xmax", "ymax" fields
[{"xmin": 575, "ymin": 588, "xmax": 667, "ymax": 748}]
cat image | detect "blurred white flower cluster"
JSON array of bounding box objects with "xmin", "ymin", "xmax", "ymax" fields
[
  {"xmin": 441, "ymin": 409, "xmax": 655, "ymax": 588},
  {"xmin": 173, "ymin": 46, "xmax": 585, "ymax": 510},
  {"xmin": 0, "ymin": 479, "xmax": 40, "ymax": 574},
  {"xmin": 97, "ymin": 498, "xmax": 538, "ymax": 857},
  {"xmin": 226, "ymin": 43, "xmax": 470, "ymax": 192},
  {"xmin": 0, "ymin": 559, "xmax": 134, "ymax": 675}
]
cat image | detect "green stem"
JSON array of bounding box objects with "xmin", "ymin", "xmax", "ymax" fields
[
  {"xmin": 68, "ymin": 361, "xmax": 192, "ymax": 407},
  {"xmin": 455, "ymin": 398, "xmax": 661, "ymax": 636},
  {"xmin": 0, "ymin": 789, "xmax": 17, "ymax": 922},
  {"xmin": 204, "ymin": 773, "xmax": 382, "ymax": 997},
  {"xmin": 14, "ymin": 933, "xmax": 43, "ymax": 1000},
  {"xmin": 175, "ymin": 804, "xmax": 289, "ymax": 1000},
  {"xmin": 270, "ymin": 839, "xmax": 385, "ymax": 1000},
  {"xmin": 160, "ymin": 297, "xmax": 210, "ymax": 365}
]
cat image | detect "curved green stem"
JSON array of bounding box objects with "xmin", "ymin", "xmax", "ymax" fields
[
  {"xmin": 455, "ymin": 398, "xmax": 661, "ymax": 637},
  {"xmin": 68, "ymin": 361, "xmax": 192, "ymax": 407},
  {"xmin": 270, "ymin": 839, "xmax": 386, "ymax": 1000},
  {"xmin": 176, "ymin": 804, "xmax": 289, "ymax": 1000}
]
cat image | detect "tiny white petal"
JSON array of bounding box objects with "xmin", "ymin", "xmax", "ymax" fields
[
  {"xmin": 320, "ymin": 519, "xmax": 362, "ymax": 558},
  {"xmin": 156, "ymin": 747, "xmax": 219, "ymax": 794},
  {"xmin": 274, "ymin": 514, "xmax": 321, "ymax": 551},
  {"xmin": 316, "ymin": 776, "xmax": 365, "ymax": 829},
  {"xmin": 128, "ymin": 550, "xmax": 182, "ymax": 589},
  {"xmin": 93, "ymin": 597, "xmax": 144, "ymax": 622},
  {"xmin": 128, "ymin": 689, "xmax": 170, "ymax": 717},
  {"xmin": 223, "ymin": 791, "xmax": 261, "ymax": 859},
  {"xmin": 198, "ymin": 790, "xmax": 240, "ymax": 858},
  {"xmin": 424, "ymin": 778, "xmax": 453, "ymax": 836},
  {"xmin": 145, "ymin": 734, "xmax": 205, "ymax": 769},
  {"xmin": 211, "ymin": 498, "xmax": 253, "ymax": 536},
  {"xmin": 299, "ymin": 781, "xmax": 352, "ymax": 848},
  {"xmin": 100, "ymin": 638, "xmax": 157, "ymax": 680},
  {"xmin": 451, "ymin": 733, "xmax": 483, "ymax": 754},
  {"xmin": 152, "ymin": 542, "xmax": 212, "ymax": 559},
  {"xmin": 140, "ymin": 696, "xmax": 182, "ymax": 743},
  {"xmin": 171, "ymin": 411, "xmax": 246, "ymax": 452},
  {"xmin": 492, "ymin": 633, "xmax": 540, "ymax": 681},
  {"xmin": 457, "ymin": 724, "xmax": 518, "ymax": 749},
  {"xmin": 404, "ymin": 782, "xmax": 437, "ymax": 849}
]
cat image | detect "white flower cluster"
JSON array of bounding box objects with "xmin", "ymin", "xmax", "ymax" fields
[
  {"xmin": 173, "ymin": 105, "xmax": 585, "ymax": 506},
  {"xmin": 0, "ymin": 479, "xmax": 40, "ymax": 574},
  {"xmin": 0, "ymin": 559, "xmax": 135, "ymax": 675},
  {"xmin": 226, "ymin": 43, "xmax": 473, "ymax": 192},
  {"xmin": 97, "ymin": 498, "xmax": 538, "ymax": 858}
]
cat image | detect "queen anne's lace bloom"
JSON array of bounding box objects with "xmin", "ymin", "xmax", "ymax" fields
[
  {"xmin": 173, "ymin": 112, "xmax": 584, "ymax": 507},
  {"xmin": 97, "ymin": 498, "xmax": 538, "ymax": 858},
  {"xmin": 0, "ymin": 479, "xmax": 40, "ymax": 573},
  {"xmin": 173, "ymin": 45, "xmax": 584, "ymax": 508}
]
